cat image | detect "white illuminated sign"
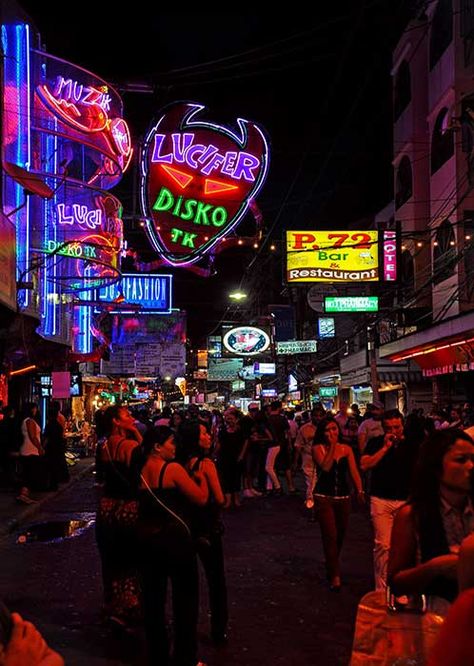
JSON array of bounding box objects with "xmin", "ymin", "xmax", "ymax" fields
[{"xmin": 223, "ymin": 326, "xmax": 270, "ymax": 356}]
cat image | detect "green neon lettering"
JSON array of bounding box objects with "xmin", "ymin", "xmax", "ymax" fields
[
  {"xmin": 171, "ymin": 228, "xmax": 184, "ymax": 243},
  {"xmin": 172, "ymin": 195, "xmax": 183, "ymax": 216},
  {"xmin": 194, "ymin": 201, "xmax": 212, "ymax": 225},
  {"xmin": 152, "ymin": 187, "xmax": 174, "ymax": 211},
  {"xmin": 212, "ymin": 207, "xmax": 227, "ymax": 227},
  {"xmin": 180, "ymin": 198, "xmax": 198, "ymax": 221},
  {"xmin": 182, "ymin": 232, "xmax": 197, "ymax": 248}
]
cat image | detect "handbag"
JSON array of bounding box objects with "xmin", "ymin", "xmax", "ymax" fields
[{"xmin": 349, "ymin": 590, "xmax": 450, "ymax": 666}]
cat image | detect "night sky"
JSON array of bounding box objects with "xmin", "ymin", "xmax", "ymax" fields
[{"xmin": 18, "ymin": 1, "xmax": 414, "ymax": 344}]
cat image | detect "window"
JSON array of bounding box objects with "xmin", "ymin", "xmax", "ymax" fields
[
  {"xmin": 400, "ymin": 249, "xmax": 415, "ymax": 297},
  {"xmin": 395, "ymin": 156, "xmax": 413, "ymax": 209},
  {"xmin": 431, "ymin": 108, "xmax": 454, "ymax": 174},
  {"xmin": 430, "ymin": 0, "xmax": 453, "ymax": 69},
  {"xmin": 433, "ymin": 219, "xmax": 456, "ymax": 284},
  {"xmin": 394, "ymin": 61, "xmax": 411, "ymax": 121}
]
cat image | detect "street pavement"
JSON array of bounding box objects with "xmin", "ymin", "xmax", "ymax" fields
[{"xmin": 0, "ymin": 470, "xmax": 374, "ymax": 665}]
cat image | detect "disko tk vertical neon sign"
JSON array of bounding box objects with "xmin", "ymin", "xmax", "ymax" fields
[{"xmin": 140, "ymin": 102, "xmax": 270, "ymax": 267}]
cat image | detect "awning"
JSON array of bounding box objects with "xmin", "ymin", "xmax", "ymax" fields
[{"xmin": 379, "ymin": 310, "xmax": 474, "ymax": 373}]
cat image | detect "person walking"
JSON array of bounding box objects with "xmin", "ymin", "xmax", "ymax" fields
[
  {"xmin": 361, "ymin": 409, "xmax": 419, "ymax": 590},
  {"xmin": 294, "ymin": 404, "xmax": 325, "ymax": 507},
  {"xmin": 312, "ymin": 416, "xmax": 363, "ymax": 590}
]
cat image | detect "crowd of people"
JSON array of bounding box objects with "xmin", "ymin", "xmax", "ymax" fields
[
  {"xmin": 0, "ymin": 397, "xmax": 474, "ymax": 664},
  {"xmin": 0, "ymin": 402, "xmax": 70, "ymax": 504}
]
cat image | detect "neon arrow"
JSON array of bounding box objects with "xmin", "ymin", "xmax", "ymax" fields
[
  {"xmin": 204, "ymin": 178, "xmax": 239, "ymax": 195},
  {"xmin": 160, "ymin": 164, "xmax": 193, "ymax": 189}
]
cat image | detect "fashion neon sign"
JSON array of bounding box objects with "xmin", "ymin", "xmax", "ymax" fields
[{"xmin": 140, "ymin": 102, "xmax": 269, "ymax": 266}]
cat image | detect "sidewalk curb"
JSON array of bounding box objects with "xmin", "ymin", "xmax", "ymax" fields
[{"xmin": 0, "ymin": 461, "xmax": 95, "ymax": 539}]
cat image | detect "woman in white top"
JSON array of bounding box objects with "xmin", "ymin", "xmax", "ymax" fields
[{"xmin": 18, "ymin": 403, "xmax": 43, "ymax": 503}]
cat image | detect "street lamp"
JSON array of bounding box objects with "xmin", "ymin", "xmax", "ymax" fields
[{"xmin": 229, "ymin": 291, "xmax": 247, "ymax": 301}]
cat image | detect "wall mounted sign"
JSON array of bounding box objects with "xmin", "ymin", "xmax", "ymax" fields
[
  {"xmin": 383, "ymin": 230, "xmax": 397, "ymax": 281},
  {"xmin": 253, "ymin": 362, "xmax": 276, "ymax": 374},
  {"xmin": 324, "ymin": 296, "xmax": 379, "ymax": 312},
  {"xmin": 276, "ymin": 340, "xmax": 317, "ymax": 355},
  {"xmin": 223, "ymin": 326, "xmax": 270, "ymax": 356},
  {"xmin": 318, "ymin": 318, "xmax": 335, "ymax": 338},
  {"xmin": 286, "ymin": 231, "xmax": 379, "ymax": 283},
  {"xmin": 140, "ymin": 102, "xmax": 269, "ymax": 266},
  {"xmin": 36, "ymin": 74, "xmax": 132, "ymax": 179},
  {"xmin": 319, "ymin": 386, "xmax": 338, "ymax": 397},
  {"xmin": 97, "ymin": 274, "xmax": 172, "ymax": 313}
]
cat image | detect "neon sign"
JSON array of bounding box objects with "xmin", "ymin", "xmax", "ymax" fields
[
  {"xmin": 56, "ymin": 203, "xmax": 102, "ymax": 229},
  {"xmin": 97, "ymin": 274, "xmax": 173, "ymax": 313},
  {"xmin": 37, "ymin": 76, "xmax": 110, "ymax": 132},
  {"xmin": 383, "ymin": 230, "xmax": 397, "ymax": 281},
  {"xmin": 140, "ymin": 102, "xmax": 269, "ymax": 266}
]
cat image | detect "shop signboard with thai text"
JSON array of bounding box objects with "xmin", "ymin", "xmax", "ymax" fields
[
  {"xmin": 324, "ymin": 296, "xmax": 379, "ymax": 313},
  {"xmin": 276, "ymin": 340, "xmax": 317, "ymax": 355}
]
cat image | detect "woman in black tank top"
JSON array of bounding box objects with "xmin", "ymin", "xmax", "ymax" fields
[
  {"xmin": 312, "ymin": 417, "xmax": 363, "ymax": 591},
  {"xmin": 138, "ymin": 426, "xmax": 208, "ymax": 666},
  {"xmin": 178, "ymin": 421, "xmax": 228, "ymax": 645}
]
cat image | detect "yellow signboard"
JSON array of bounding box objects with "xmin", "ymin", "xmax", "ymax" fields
[{"xmin": 286, "ymin": 230, "xmax": 379, "ymax": 283}]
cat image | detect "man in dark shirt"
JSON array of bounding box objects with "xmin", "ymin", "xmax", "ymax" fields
[
  {"xmin": 266, "ymin": 401, "xmax": 291, "ymax": 494},
  {"xmin": 361, "ymin": 409, "xmax": 419, "ymax": 590}
]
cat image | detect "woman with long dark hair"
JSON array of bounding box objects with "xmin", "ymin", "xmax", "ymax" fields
[
  {"xmin": 388, "ymin": 429, "xmax": 474, "ymax": 600},
  {"xmin": 138, "ymin": 426, "xmax": 208, "ymax": 666},
  {"xmin": 95, "ymin": 405, "xmax": 143, "ymax": 628},
  {"xmin": 17, "ymin": 403, "xmax": 43, "ymax": 503},
  {"xmin": 312, "ymin": 416, "xmax": 363, "ymax": 590},
  {"xmin": 44, "ymin": 402, "xmax": 69, "ymax": 490},
  {"xmin": 179, "ymin": 420, "xmax": 228, "ymax": 644}
]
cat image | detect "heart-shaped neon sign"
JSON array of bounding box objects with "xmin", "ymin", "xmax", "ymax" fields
[{"xmin": 140, "ymin": 102, "xmax": 270, "ymax": 266}]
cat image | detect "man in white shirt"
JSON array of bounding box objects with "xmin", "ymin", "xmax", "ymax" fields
[{"xmin": 358, "ymin": 402, "xmax": 384, "ymax": 454}]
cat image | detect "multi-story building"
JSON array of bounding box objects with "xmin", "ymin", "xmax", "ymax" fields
[
  {"xmin": 1, "ymin": 0, "xmax": 131, "ymax": 411},
  {"xmin": 379, "ymin": 0, "xmax": 474, "ymax": 407}
]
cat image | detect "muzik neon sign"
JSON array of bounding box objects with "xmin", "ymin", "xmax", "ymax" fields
[
  {"xmin": 140, "ymin": 102, "xmax": 269, "ymax": 266},
  {"xmin": 36, "ymin": 76, "xmax": 133, "ymax": 173}
]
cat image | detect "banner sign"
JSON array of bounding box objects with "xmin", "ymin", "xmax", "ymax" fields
[
  {"xmin": 97, "ymin": 273, "xmax": 172, "ymax": 313},
  {"xmin": 276, "ymin": 340, "xmax": 317, "ymax": 355},
  {"xmin": 324, "ymin": 296, "xmax": 379, "ymax": 312},
  {"xmin": 286, "ymin": 231, "xmax": 379, "ymax": 283},
  {"xmin": 140, "ymin": 102, "xmax": 269, "ymax": 266}
]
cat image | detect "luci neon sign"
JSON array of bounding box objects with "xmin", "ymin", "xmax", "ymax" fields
[
  {"xmin": 56, "ymin": 203, "xmax": 102, "ymax": 230},
  {"xmin": 140, "ymin": 102, "xmax": 269, "ymax": 266}
]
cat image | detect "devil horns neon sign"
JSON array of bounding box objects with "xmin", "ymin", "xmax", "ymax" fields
[{"xmin": 140, "ymin": 102, "xmax": 270, "ymax": 267}]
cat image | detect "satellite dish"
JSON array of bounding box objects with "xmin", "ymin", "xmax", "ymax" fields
[{"xmin": 3, "ymin": 161, "xmax": 54, "ymax": 199}]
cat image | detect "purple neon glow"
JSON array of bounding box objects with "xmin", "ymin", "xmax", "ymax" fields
[{"xmin": 139, "ymin": 103, "xmax": 270, "ymax": 267}]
